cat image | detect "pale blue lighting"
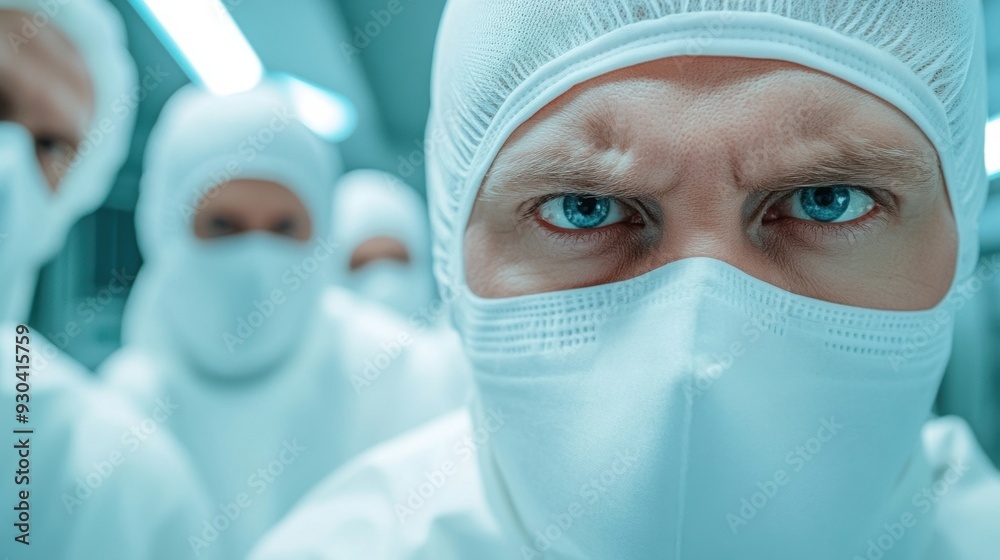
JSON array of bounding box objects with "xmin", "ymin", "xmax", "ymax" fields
[
  {"xmin": 987, "ymin": 115, "xmax": 1000, "ymax": 180},
  {"xmin": 273, "ymin": 74, "xmax": 357, "ymax": 143},
  {"xmin": 129, "ymin": 0, "xmax": 264, "ymax": 96}
]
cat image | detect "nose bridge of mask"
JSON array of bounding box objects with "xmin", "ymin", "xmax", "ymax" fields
[
  {"xmin": 176, "ymin": 231, "xmax": 317, "ymax": 293},
  {"xmin": 154, "ymin": 231, "xmax": 323, "ymax": 377},
  {"xmin": 351, "ymin": 258, "xmax": 414, "ymax": 283},
  {"xmin": 463, "ymin": 254, "xmax": 956, "ymax": 362},
  {"xmin": 461, "ymin": 257, "xmax": 750, "ymax": 361},
  {"xmin": 349, "ymin": 258, "xmax": 413, "ymax": 292}
]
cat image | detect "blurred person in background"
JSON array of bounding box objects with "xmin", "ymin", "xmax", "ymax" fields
[
  {"xmin": 329, "ymin": 169, "xmax": 438, "ymax": 322},
  {"xmin": 250, "ymin": 1, "xmax": 1000, "ymax": 559},
  {"xmin": 0, "ymin": 1, "xmax": 219, "ymax": 558},
  {"xmin": 99, "ymin": 84, "xmax": 468, "ymax": 559}
]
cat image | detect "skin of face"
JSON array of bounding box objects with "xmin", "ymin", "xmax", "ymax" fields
[
  {"xmin": 193, "ymin": 179, "xmax": 313, "ymax": 242},
  {"xmin": 0, "ymin": 9, "xmax": 94, "ymax": 190},
  {"xmin": 464, "ymin": 57, "xmax": 956, "ymax": 311},
  {"xmin": 349, "ymin": 236, "xmax": 411, "ymax": 271}
]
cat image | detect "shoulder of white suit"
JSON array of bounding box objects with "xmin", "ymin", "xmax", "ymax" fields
[
  {"xmin": 922, "ymin": 415, "xmax": 1000, "ymax": 559},
  {"xmin": 250, "ymin": 408, "xmax": 504, "ymax": 559},
  {"xmin": 0, "ymin": 324, "xmax": 211, "ymax": 534},
  {"xmin": 97, "ymin": 346, "xmax": 167, "ymax": 409}
]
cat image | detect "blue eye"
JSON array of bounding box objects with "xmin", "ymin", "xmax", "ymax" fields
[
  {"xmin": 539, "ymin": 195, "xmax": 628, "ymax": 230},
  {"xmin": 791, "ymin": 186, "xmax": 875, "ymax": 223}
]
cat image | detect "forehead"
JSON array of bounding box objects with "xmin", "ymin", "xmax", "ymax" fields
[
  {"xmin": 0, "ymin": 10, "xmax": 95, "ymax": 125},
  {"xmin": 350, "ymin": 237, "xmax": 411, "ymax": 267},
  {"xmin": 197, "ymin": 179, "xmax": 307, "ymax": 212},
  {"xmin": 490, "ymin": 57, "xmax": 936, "ymax": 185}
]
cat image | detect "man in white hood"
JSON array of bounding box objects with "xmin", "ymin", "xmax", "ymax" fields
[
  {"xmin": 329, "ymin": 170, "xmax": 439, "ymax": 321},
  {"xmin": 100, "ymin": 84, "xmax": 470, "ymax": 559},
  {"xmin": 0, "ymin": 1, "xmax": 219, "ymax": 559},
  {"xmin": 254, "ymin": 0, "xmax": 997, "ymax": 558}
]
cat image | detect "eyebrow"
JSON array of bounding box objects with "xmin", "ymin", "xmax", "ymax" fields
[
  {"xmin": 737, "ymin": 136, "xmax": 941, "ymax": 194},
  {"xmin": 481, "ymin": 133, "xmax": 941, "ymax": 202},
  {"xmin": 481, "ymin": 143, "xmax": 653, "ymax": 202}
]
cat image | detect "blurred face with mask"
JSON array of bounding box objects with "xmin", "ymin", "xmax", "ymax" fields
[
  {"xmin": 1, "ymin": 2, "xmax": 226, "ymax": 559},
  {"xmin": 0, "ymin": 9, "xmax": 93, "ymax": 190},
  {"xmin": 106, "ymin": 84, "xmax": 472, "ymax": 559},
  {"xmin": 249, "ymin": 1, "xmax": 999, "ymax": 560},
  {"xmin": 102, "ymin": 84, "xmax": 338, "ymax": 559},
  {"xmin": 124, "ymin": 85, "xmax": 335, "ymax": 380},
  {"xmin": 330, "ymin": 170, "xmax": 437, "ymax": 321},
  {"xmin": 193, "ymin": 178, "xmax": 313, "ymax": 241},
  {"xmin": 171, "ymin": 179, "xmax": 321, "ymax": 377},
  {"xmin": 0, "ymin": 5, "xmax": 99, "ymax": 320}
]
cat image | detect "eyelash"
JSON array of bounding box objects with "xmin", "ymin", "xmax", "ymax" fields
[
  {"xmin": 35, "ymin": 135, "xmax": 76, "ymax": 156},
  {"xmin": 523, "ymin": 185, "xmax": 895, "ymax": 246},
  {"xmin": 761, "ymin": 185, "xmax": 894, "ymax": 244},
  {"xmin": 773, "ymin": 210, "xmax": 884, "ymax": 246},
  {"xmin": 522, "ymin": 194, "xmax": 644, "ymax": 245}
]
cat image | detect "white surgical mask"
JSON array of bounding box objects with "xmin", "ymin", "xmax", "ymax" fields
[
  {"xmin": 460, "ymin": 257, "xmax": 948, "ymax": 559},
  {"xmin": 346, "ymin": 259, "xmax": 436, "ymax": 319},
  {"xmin": 156, "ymin": 233, "xmax": 325, "ymax": 379},
  {"xmin": 0, "ymin": 123, "xmax": 55, "ymax": 274},
  {"xmin": 0, "ymin": 123, "xmax": 56, "ymax": 322}
]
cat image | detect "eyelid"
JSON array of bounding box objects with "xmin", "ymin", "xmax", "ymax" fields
[
  {"xmin": 520, "ymin": 193, "xmax": 649, "ymax": 257},
  {"xmin": 774, "ymin": 210, "xmax": 889, "ymax": 247},
  {"xmin": 35, "ymin": 134, "xmax": 78, "ymax": 157},
  {"xmin": 802, "ymin": 184, "xmax": 894, "ymax": 209},
  {"xmin": 519, "ymin": 193, "xmax": 558, "ymax": 222},
  {"xmin": 210, "ymin": 217, "xmax": 237, "ymax": 231},
  {"xmin": 762, "ymin": 184, "xmax": 896, "ymax": 221},
  {"xmin": 520, "ymin": 192, "xmax": 654, "ymax": 225},
  {"xmin": 760, "ymin": 185, "xmax": 891, "ymax": 249}
]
